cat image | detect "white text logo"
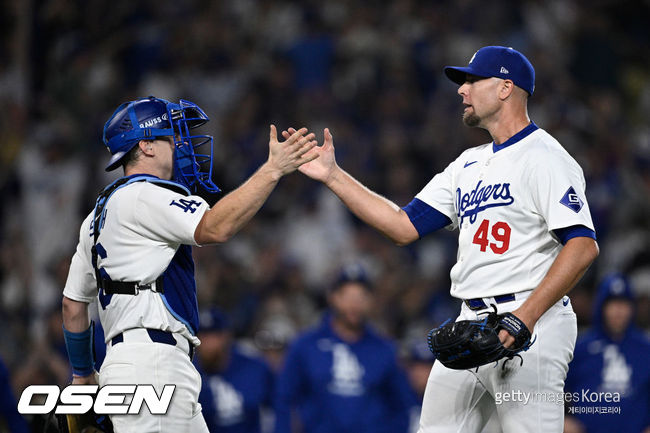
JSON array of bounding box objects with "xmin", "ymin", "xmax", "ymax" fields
[
  {"xmin": 17, "ymin": 384, "xmax": 176, "ymax": 415},
  {"xmin": 139, "ymin": 113, "xmax": 168, "ymax": 129}
]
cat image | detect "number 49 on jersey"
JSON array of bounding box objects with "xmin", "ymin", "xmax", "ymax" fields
[{"xmin": 472, "ymin": 219, "xmax": 511, "ymax": 254}]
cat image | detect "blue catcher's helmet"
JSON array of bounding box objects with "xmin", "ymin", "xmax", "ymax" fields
[{"xmin": 102, "ymin": 96, "xmax": 220, "ymax": 193}]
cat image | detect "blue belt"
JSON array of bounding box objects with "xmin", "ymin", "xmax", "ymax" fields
[
  {"xmin": 111, "ymin": 329, "xmax": 194, "ymax": 359},
  {"xmin": 465, "ymin": 293, "xmax": 516, "ymax": 310}
]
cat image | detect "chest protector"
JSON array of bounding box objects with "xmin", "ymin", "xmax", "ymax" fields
[{"xmin": 91, "ymin": 174, "xmax": 200, "ymax": 333}]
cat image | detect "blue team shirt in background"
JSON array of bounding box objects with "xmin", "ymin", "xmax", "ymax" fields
[
  {"xmin": 565, "ymin": 281, "xmax": 650, "ymax": 433},
  {"xmin": 274, "ymin": 314, "xmax": 417, "ymax": 433},
  {"xmin": 196, "ymin": 345, "xmax": 274, "ymax": 433},
  {"xmin": 0, "ymin": 357, "xmax": 29, "ymax": 433}
]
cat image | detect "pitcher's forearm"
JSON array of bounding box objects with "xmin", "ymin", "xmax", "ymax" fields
[
  {"xmin": 517, "ymin": 237, "xmax": 599, "ymax": 327},
  {"xmin": 325, "ymin": 166, "xmax": 419, "ymax": 245}
]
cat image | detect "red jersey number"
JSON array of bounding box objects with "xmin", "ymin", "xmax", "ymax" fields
[{"xmin": 472, "ymin": 220, "xmax": 511, "ymax": 254}]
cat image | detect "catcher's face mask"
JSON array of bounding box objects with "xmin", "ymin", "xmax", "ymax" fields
[
  {"xmin": 167, "ymin": 99, "xmax": 220, "ymax": 194},
  {"xmin": 102, "ymin": 96, "xmax": 220, "ymax": 194}
]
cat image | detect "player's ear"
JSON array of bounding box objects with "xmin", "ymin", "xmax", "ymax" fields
[
  {"xmin": 139, "ymin": 140, "xmax": 154, "ymax": 155},
  {"xmin": 499, "ymin": 79, "xmax": 516, "ymax": 100}
]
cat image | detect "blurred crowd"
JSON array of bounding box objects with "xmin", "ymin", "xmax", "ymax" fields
[{"xmin": 0, "ymin": 0, "xmax": 648, "ymax": 431}]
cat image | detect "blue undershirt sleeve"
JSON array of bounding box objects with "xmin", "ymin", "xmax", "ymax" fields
[
  {"xmin": 552, "ymin": 225, "xmax": 596, "ymax": 245},
  {"xmin": 402, "ymin": 198, "xmax": 452, "ymax": 238}
]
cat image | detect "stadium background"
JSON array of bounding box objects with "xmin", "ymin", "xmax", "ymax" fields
[{"xmin": 0, "ymin": 0, "xmax": 648, "ymax": 431}]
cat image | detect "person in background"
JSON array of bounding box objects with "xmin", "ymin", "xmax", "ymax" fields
[
  {"xmin": 196, "ymin": 307, "xmax": 274, "ymax": 433},
  {"xmin": 0, "ymin": 356, "xmax": 29, "ymax": 433},
  {"xmin": 274, "ymin": 264, "xmax": 416, "ymax": 433},
  {"xmin": 403, "ymin": 340, "xmax": 435, "ymax": 433},
  {"xmin": 253, "ymin": 314, "xmax": 298, "ymax": 374},
  {"xmin": 564, "ymin": 273, "xmax": 650, "ymax": 433}
]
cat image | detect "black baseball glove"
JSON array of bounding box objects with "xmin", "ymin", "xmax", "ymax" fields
[
  {"xmin": 55, "ymin": 410, "xmax": 114, "ymax": 433},
  {"xmin": 427, "ymin": 305, "xmax": 535, "ymax": 370}
]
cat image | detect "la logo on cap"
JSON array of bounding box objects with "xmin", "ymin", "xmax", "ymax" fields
[
  {"xmin": 611, "ymin": 278, "xmax": 625, "ymax": 295},
  {"xmin": 469, "ymin": 51, "xmax": 478, "ymax": 64}
]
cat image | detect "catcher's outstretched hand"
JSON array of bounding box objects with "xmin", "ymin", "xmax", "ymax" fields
[
  {"xmin": 268, "ymin": 125, "xmax": 318, "ymax": 177},
  {"xmin": 283, "ymin": 127, "xmax": 337, "ymax": 184}
]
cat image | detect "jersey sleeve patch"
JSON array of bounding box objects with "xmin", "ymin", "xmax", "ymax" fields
[
  {"xmin": 559, "ymin": 186, "xmax": 584, "ymax": 213},
  {"xmin": 135, "ymin": 185, "xmax": 208, "ymax": 245},
  {"xmin": 169, "ymin": 198, "xmax": 203, "ymax": 213}
]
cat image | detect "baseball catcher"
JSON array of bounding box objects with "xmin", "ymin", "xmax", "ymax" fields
[{"xmin": 61, "ymin": 96, "xmax": 317, "ymax": 432}]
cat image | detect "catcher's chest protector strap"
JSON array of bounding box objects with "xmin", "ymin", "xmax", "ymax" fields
[{"xmin": 91, "ymin": 175, "xmax": 191, "ymax": 295}]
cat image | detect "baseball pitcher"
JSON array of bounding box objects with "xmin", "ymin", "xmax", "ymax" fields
[{"xmin": 295, "ymin": 46, "xmax": 599, "ymax": 432}]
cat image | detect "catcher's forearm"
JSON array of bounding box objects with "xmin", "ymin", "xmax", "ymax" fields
[
  {"xmin": 62, "ymin": 297, "xmax": 96, "ymax": 379},
  {"xmin": 62, "ymin": 296, "xmax": 90, "ymax": 332},
  {"xmin": 517, "ymin": 237, "xmax": 598, "ymax": 327},
  {"xmin": 194, "ymin": 162, "xmax": 281, "ymax": 245}
]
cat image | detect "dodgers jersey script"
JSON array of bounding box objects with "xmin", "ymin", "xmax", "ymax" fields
[
  {"xmin": 63, "ymin": 176, "xmax": 208, "ymax": 346},
  {"xmin": 414, "ymin": 123, "xmax": 594, "ymax": 299}
]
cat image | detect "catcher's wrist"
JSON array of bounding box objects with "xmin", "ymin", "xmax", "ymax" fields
[
  {"xmin": 72, "ymin": 371, "xmax": 98, "ymax": 385},
  {"xmin": 63, "ymin": 322, "xmax": 96, "ymax": 377},
  {"xmin": 261, "ymin": 161, "xmax": 283, "ymax": 182}
]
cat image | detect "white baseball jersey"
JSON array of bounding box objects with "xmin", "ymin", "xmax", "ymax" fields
[
  {"xmin": 413, "ymin": 124, "xmax": 594, "ymax": 299},
  {"xmin": 63, "ymin": 176, "xmax": 209, "ymax": 346}
]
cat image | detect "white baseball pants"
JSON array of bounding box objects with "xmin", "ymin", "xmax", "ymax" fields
[
  {"xmin": 99, "ymin": 328, "xmax": 209, "ymax": 433},
  {"xmin": 418, "ymin": 293, "xmax": 577, "ymax": 433}
]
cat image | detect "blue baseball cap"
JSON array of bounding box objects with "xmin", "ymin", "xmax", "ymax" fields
[
  {"xmin": 598, "ymin": 273, "xmax": 634, "ymax": 302},
  {"xmin": 333, "ymin": 263, "xmax": 372, "ymax": 291},
  {"xmin": 198, "ymin": 307, "xmax": 230, "ymax": 333},
  {"xmin": 444, "ymin": 46, "xmax": 535, "ymax": 95}
]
